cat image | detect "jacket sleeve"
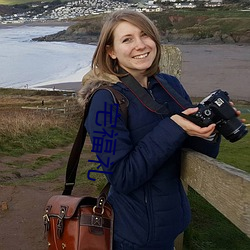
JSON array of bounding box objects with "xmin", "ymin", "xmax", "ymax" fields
[
  {"xmin": 85, "ymin": 89, "xmax": 188, "ymax": 194},
  {"xmin": 184, "ymin": 133, "xmax": 221, "ymax": 158}
]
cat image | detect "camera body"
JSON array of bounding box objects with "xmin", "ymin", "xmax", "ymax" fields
[{"xmin": 187, "ymin": 89, "xmax": 248, "ymax": 142}]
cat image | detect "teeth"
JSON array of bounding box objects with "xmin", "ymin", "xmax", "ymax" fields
[{"xmin": 134, "ymin": 53, "xmax": 148, "ymax": 59}]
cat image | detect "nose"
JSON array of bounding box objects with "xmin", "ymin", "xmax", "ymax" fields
[{"xmin": 134, "ymin": 37, "xmax": 146, "ymax": 50}]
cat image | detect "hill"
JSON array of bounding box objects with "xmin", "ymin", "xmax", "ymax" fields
[{"xmin": 33, "ymin": 10, "xmax": 250, "ymax": 44}]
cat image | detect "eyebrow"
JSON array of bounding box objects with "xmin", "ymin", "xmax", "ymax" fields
[{"xmin": 119, "ymin": 30, "xmax": 144, "ymax": 39}]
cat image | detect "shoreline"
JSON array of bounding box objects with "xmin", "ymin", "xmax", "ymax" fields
[
  {"xmin": 34, "ymin": 81, "xmax": 82, "ymax": 92},
  {"xmin": 34, "ymin": 43, "xmax": 250, "ymax": 102}
]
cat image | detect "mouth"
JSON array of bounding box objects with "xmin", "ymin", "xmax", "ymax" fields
[{"xmin": 133, "ymin": 53, "xmax": 149, "ymax": 59}]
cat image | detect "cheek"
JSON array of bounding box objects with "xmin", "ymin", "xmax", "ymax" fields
[{"xmin": 114, "ymin": 45, "xmax": 131, "ymax": 59}]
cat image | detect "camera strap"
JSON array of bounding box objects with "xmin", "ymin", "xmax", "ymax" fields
[
  {"xmin": 119, "ymin": 71, "xmax": 170, "ymax": 115},
  {"xmin": 119, "ymin": 68, "xmax": 193, "ymax": 115},
  {"xmin": 154, "ymin": 75, "xmax": 194, "ymax": 110}
]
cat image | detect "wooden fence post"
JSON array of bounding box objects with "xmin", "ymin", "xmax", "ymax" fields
[
  {"xmin": 160, "ymin": 45, "xmax": 182, "ymax": 79},
  {"xmin": 160, "ymin": 44, "xmax": 184, "ymax": 250}
]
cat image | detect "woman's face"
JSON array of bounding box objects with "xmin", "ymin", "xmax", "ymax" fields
[{"xmin": 107, "ymin": 21, "xmax": 157, "ymax": 76}]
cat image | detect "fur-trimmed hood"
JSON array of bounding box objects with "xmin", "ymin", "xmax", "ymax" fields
[{"xmin": 78, "ymin": 69, "xmax": 120, "ymax": 108}]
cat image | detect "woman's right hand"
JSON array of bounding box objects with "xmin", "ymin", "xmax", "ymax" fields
[{"xmin": 171, "ymin": 107, "xmax": 216, "ymax": 139}]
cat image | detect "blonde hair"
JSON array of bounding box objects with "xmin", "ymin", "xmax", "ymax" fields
[{"xmin": 92, "ymin": 10, "xmax": 161, "ymax": 77}]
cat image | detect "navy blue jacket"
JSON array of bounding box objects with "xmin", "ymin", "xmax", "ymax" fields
[{"xmin": 85, "ymin": 73, "xmax": 220, "ymax": 249}]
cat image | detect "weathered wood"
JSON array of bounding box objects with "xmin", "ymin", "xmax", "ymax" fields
[
  {"xmin": 181, "ymin": 149, "xmax": 250, "ymax": 238},
  {"xmin": 161, "ymin": 44, "xmax": 183, "ymax": 250},
  {"xmin": 174, "ymin": 232, "xmax": 184, "ymax": 250},
  {"xmin": 160, "ymin": 45, "xmax": 182, "ymax": 79}
]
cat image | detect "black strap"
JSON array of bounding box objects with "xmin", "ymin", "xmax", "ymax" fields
[
  {"xmin": 62, "ymin": 108, "xmax": 88, "ymax": 195},
  {"xmin": 62, "ymin": 86, "xmax": 128, "ymax": 196},
  {"xmin": 119, "ymin": 68, "xmax": 193, "ymax": 114},
  {"xmin": 154, "ymin": 75, "xmax": 194, "ymax": 110},
  {"xmin": 119, "ymin": 70, "xmax": 170, "ymax": 115}
]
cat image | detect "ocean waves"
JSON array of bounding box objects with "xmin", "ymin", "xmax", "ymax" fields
[{"xmin": 0, "ymin": 25, "xmax": 95, "ymax": 89}]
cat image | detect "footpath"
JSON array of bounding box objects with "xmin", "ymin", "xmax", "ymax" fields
[{"xmin": 0, "ymin": 144, "xmax": 89, "ymax": 250}]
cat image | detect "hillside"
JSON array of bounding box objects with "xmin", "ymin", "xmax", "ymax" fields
[{"xmin": 33, "ymin": 11, "xmax": 250, "ymax": 44}]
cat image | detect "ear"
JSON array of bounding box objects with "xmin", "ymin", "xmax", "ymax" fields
[{"xmin": 106, "ymin": 45, "xmax": 116, "ymax": 60}]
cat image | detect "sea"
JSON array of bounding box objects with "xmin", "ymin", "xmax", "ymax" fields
[
  {"xmin": 0, "ymin": 25, "xmax": 249, "ymax": 101},
  {"xmin": 0, "ymin": 25, "xmax": 95, "ymax": 89}
]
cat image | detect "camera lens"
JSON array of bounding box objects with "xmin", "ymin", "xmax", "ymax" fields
[
  {"xmin": 217, "ymin": 118, "xmax": 248, "ymax": 142},
  {"xmin": 228, "ymin": 123, "xmax": 248, "ymax": 142}
]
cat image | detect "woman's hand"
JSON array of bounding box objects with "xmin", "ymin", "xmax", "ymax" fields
[
  {"xmin": 230, "ymin": 101, "xmax": 246, "ymax": 123},
  {"xmin": 171, "ymin": 107, "xmax": 216, "ymax": 139}
]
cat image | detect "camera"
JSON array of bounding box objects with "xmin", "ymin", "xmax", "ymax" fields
[{"xmin": 182, "ymin": 89, "xmax": 248, "ymax": 142}]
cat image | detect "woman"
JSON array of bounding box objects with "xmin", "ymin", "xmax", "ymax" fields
[{"xmin": 79, "ymin": 10, "xmax": 221, "ymax": 250}]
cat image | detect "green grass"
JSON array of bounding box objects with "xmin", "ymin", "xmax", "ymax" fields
[
  {"xmin": 217, "ymin": 113, "xmax": 250, "ymax": 172},
  {"xmin": 0, "ymin": 126, "xmax": 77, "ymax": 157},
  {"xmin": 184, "ymin": 189, "xmax": 250, "ymax": 250},
  {"xmin": 170, "ymin": 9, "xmax": 250, "ymax": 18}
]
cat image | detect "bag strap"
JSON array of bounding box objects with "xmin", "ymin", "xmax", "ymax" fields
[{"xmin": 62, "ymin": 86, "xmax": 129, "ymax": 196}]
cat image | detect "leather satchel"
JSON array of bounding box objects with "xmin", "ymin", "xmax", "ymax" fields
[
  {"xmin": 43, "ymin": 184, "xmax": 113, "ymax": 250},
  {"xmin": 43, "ymin": 86, "xmax": 128, "ymax": 250}
]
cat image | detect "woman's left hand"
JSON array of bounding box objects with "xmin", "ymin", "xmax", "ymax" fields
[{"xmin": 230, "ymin": 101, "xmax": 246, "ymax": 123}]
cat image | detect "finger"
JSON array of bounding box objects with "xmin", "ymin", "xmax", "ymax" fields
[
  {"xmin": 182, "ymin": 107, "xmax": 198, "ymax": 115},
  {"xmin": 198, "ymin": 124, "xmax": 216, "ymax": 134},
  {"xmin": 188, "ymin": 123, "xmax": 216, "ymax": 137}
]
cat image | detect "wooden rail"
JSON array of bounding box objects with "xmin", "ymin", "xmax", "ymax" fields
[{"xmin": 174, "ymin": 149, "xmax": 250, "ymax": 249}]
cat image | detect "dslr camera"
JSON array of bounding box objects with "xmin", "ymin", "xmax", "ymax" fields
[{"xmin": 183, "ymin": 89, "xmax": 248, "ymax": 142}]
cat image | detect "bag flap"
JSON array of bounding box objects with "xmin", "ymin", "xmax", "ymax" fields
[{"xmin": 46, "ymin": 195, "xmax": 96, "ymax": 218}]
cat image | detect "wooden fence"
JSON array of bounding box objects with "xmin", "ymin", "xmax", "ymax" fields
[{"xmin": 174, "ymin": 149, "xmax": 250, "ymax": 250}]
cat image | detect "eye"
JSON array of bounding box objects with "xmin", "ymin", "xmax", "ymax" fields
[
  {"xmin": 122, "ymin": 37, "xmax": 132, "ymax": 43},
  {"xmin": 141, "ymin": 32, "xmax": 148, "ymax": 37}
]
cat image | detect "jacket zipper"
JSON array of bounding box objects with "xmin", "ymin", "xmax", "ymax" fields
[
  {"xmin": 145, "ymin": 184, "xmax": 154, "ymax": 243},
  {"xmin": 149, "ymin": 89, "xmax": 155, "ymax": 100}
]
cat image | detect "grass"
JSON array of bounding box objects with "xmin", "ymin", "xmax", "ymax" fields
[
  {"xmin": 0, "ymin": 111, "xmax": 78, "ymax": 156},
  {"xmin": 217, "ymin": 112, "xmax": 250, "ymax": 172},
  {"xmin": 0, "ymin": 88, "xmax": 81, "ymax": 156},
  {"xmin": 184, "ymin": 188, "xmax": 250, "ymax": 250}
]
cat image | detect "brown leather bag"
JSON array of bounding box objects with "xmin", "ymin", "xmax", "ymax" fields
[
  {"xmin": 43, "ymin": 86, "xmax": 128, "ymax": 249},
  {"xmin": 43, "ymin": 184, "xmax": 113, "ymax": 250}
]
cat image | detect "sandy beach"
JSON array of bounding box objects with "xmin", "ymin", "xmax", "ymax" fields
[{"xmin": 37, "ymin": 44, "xmax": 250, "ymax": 102}]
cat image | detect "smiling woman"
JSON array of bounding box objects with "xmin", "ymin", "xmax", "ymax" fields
[{"xmin": 76, "ymin": 9, "xmax": 231, "ymax": 250}]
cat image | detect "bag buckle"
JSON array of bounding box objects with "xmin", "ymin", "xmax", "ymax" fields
[
  {"xmin": 91, "ymin": 215, "xmax": 103, "ymax": 227},
  {"xmin": 56, "ymin": 206, "xmax": 66, "ymax": 238},
  {"xmin": 43, "ymin": 207, "xmax": 50, "ymax": 233},
  {"xmin": 93, "ymin": 205, "xmax": 104, "ymax": 215}
]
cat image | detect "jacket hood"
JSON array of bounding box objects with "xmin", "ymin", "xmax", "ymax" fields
[{"xmin": 78, "ymin": 69, "xmax": 120, "ymax": 107}]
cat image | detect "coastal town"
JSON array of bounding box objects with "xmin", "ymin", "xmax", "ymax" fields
[{"xmin": 0, "ymin": 0, "xmax": 224, "ymax": 25}]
